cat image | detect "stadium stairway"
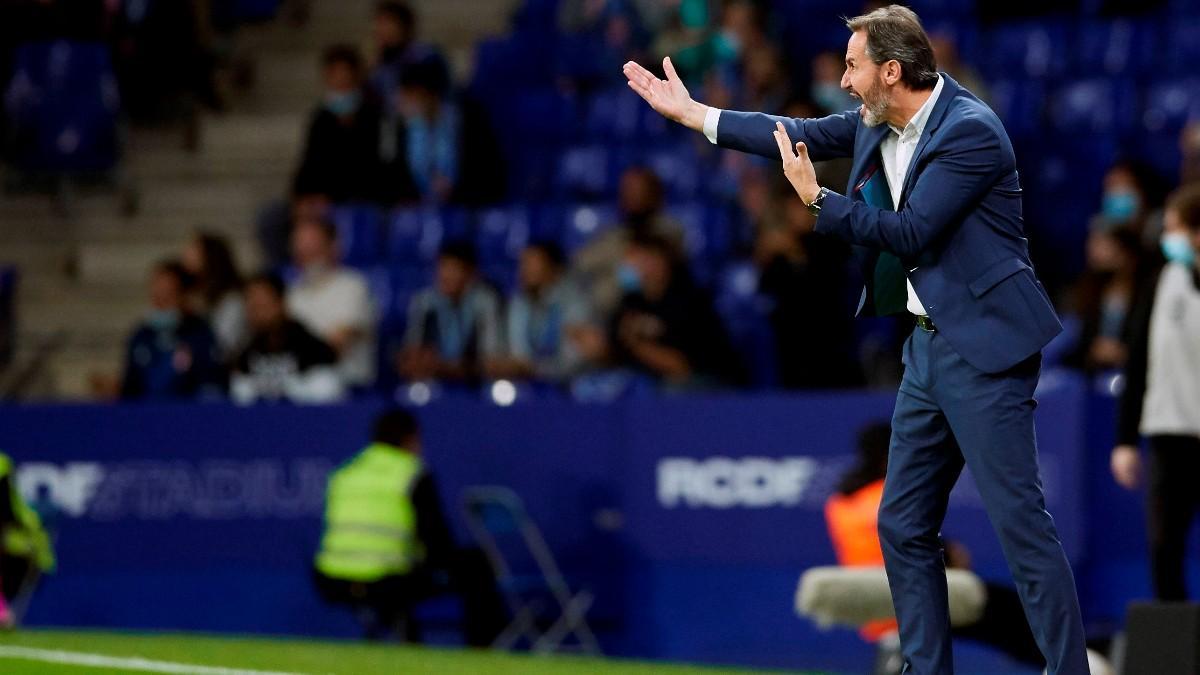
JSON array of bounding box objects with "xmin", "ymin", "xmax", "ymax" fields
[{"xmin": 0, "ymin": 0, "xmax": 517, "ymax": 400}]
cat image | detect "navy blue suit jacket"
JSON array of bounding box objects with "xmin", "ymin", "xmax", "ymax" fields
[{"xmin": 715, "ymin": 73, "xmax": 1061, "ymax": 374}]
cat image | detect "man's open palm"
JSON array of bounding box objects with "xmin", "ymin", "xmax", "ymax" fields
[{"xmin": 623, "ymin": 57, "xmax": 694, "ymax": 125}]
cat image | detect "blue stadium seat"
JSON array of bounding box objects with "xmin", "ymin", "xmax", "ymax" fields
[
  {"xmin": 1047, "ymin": 78, "xmax": 1137, "ymax": 134},
  {"xmin": 561, "ymin": 203, "xmax": 618, "ymax": 255},
  {"xmin": 386, "ymin": 207, "xmax": 472, "ymax": 263},
  {"xmin": 986, "ymin": 79, "xmax": 1046, "ymax": 139},
  {"xmin": 642, "ymin": 144, "xmax": 701, "ymax": 200},
  {"xmin": 1076, "ymin": 19, "xmax": 1158, "ymax": 77},
  {"xmin": 1165, "ymin": 15, "xmax": 1200, "ymax": 75},
  {"xmin": 1142, "ymin": 78, "xmax": 1200, "ymax": 134},
  {"xmin": 714, "ymin": 262, "xmax": 778, "ymax": 390},
  {"xmin": 330, "ymin": 204, "xmax": 384, "ymax": 267},
  {"xmin": 556, "ymin": 145, "xmax": 612, "ymax": 199},
  {"xmin": 583, "ymin": 86, "xmax": 673, "ymax": 143},
  {"xmin": 980, "ymin": 21, "xmax": 1071, "ymax": 80},
  {"xmin": 4, "ymin": 41, "xmax": 120, "ymax": 173},
  {"xmin": 476, "ymin": 206, "xmax": 532, "ymax": 264}
]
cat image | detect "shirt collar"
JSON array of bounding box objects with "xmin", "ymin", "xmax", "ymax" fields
[{"xmin": 888, "ymin": 74, "xmax": 944, "ymax": 140}]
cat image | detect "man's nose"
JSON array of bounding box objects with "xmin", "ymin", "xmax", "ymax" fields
[{"xmin": 840, "ymin": 71, "xmax": 851, "ymax": 90}]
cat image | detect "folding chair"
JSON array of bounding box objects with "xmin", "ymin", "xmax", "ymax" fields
[{"xmin": 460, "ymin": 486, "xmax": 600, "ymax": 654}]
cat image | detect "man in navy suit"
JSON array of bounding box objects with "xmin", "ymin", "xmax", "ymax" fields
[{"xmin": 624, "ymin": 5, "xmax": 1089, "ymax": 674}]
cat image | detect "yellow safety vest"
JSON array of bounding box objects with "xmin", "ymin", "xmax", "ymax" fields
[
  {"xmin": 314, "ymin": 443, "xmax": 423, "ymax": 582},
  {"xmin": 0, "ymin": 452, "xmax": 55, "ymax": 573}
]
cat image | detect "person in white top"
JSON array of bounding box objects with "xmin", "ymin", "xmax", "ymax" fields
[{"xmin": 286, "ymin": 218, "xmax": 377, "ymax": 388}]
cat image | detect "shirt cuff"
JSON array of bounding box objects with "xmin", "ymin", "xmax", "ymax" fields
[{"xmin": 703, "ymin": 106, "xmax": 721, "ymax": 145}]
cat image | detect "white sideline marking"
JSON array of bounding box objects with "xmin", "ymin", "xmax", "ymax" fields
[{"xmin": 0, "ymin": 645, "xmax": 312, "ymax": 675}]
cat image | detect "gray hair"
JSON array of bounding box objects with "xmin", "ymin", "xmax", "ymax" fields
[{"xmin": 845, "ymin": 5, "xmax": 939, "ymax": 91}]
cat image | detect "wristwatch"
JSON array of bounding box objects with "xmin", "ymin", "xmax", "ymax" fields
[{"xmin": 806, "ymin": 187, "xmax": 830, "ymax": 216}]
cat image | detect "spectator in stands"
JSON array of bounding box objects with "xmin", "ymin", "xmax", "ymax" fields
[
  {"xmin": 398, "ymin": 242, "xmax": 503, "ymax": 384},
  {"xmin": 256, "ymin": 191, "xmax": 333, "ymax": 271},
  {"xmin": 928, "ymin": 34, "xmax": 988, "ymax": 104},
  {"xmin": 230, "ymin": 273, "xmax": 344, "ymax": 405},
  {"xmin": 1112, "ymin": 184, "xmax": 1200, "ymax": 601},
  {"xmin": 492, "ymin": 242, "xmax": 591, "ymax": 383},
  {"xmin": 314, "ymin": 408, "xmax": 504, "ymax": 644},
  {"xmin": 1065, "ymin": 226, "xmax": 1144, "ymax": 374},
  {"xmin": 286, "ymin": 218, "xmax": 377, "ymax": 388},
  {"xmin": 1091, "ymin": 160, "xmax": 1170, "ymax": 250},
  {"xmin": 181, "ymin": 232, "xmax": 246, "ymax": 360},
  {"xmin": 387, "ymin": 58, "xmax": 458, "ymax": 204},
  {"xmin": 369, "ymin": 1, "xmax": 449, "ymax": 122},
  {"xmin": 738, "ymin": 44, "xmax": 789, "ymax": 114},
  {"xmin": 120, "ymin": 260, "xmax": 224, "ymax": 401},
  {"xmin": 1183, "ymin": 121, "xmax": 1200, "ymax": 186},
  {"xmin": 755, "ymin": 190, "xmax": 862, "ymax": 389},
  {"xmin": 293, "ymin": 45, "xmax": 385, "ymax": 203},
  {"xmin": 588, "ymin": 232, "xmax": 742, "ymax": 388},
  {"xmin": 571, "ymin": 166, "xmax": 684, "ymax": 321}
]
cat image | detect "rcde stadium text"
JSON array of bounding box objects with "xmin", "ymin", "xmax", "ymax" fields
[{"xmin": 657, "ymin": 456, "xmax": 818, "ymax": 508}]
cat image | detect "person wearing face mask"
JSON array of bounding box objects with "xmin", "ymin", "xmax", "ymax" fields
[
  {"xmin": 592, "ymin": 233, "xmax": 742, "ymax": 389},
  {"xmin": 1065, "ymin": 226, "xmax": 1145, "ymax": 374},
  {"xmin": 292, "ymin": 44, "xmax": 386, "ymax": 204},
  {"xmin": 811, "ymin": 50, "xmax": 858, "ymax": 115},
  {"xmin": 1091, "ymin": 160, "xmax": 1170, "ymax": 251},
  {"xmin": 120, "ymin": 260, "xmax": 224, "ymax": 401},
  {"xmin": 1111, "ymin": 184, "xmax": 1200, "ymax": 601},
  {"xmin": 570, "ymin": 166, "xmax": 685, "ymax": 324}
]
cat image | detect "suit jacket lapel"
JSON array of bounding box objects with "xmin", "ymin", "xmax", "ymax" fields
[{"xmin": 898, "ymin": 73, "xmax": 961, "ymax": 206}]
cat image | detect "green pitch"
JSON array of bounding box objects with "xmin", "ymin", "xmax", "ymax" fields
[{"xmin": 0, "ymin": 630, "xmax": 823, "ymax": 674}]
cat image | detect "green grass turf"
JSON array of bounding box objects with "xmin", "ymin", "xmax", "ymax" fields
[{"xmin": 0, "ymin": 629, "xmax": 826, "ymax": 674}]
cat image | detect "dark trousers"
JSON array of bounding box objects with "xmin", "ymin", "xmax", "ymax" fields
[
  {"xmin": 880, "ymin": 328, "xmax": 1088, "ymax": 674},
  {"xmin": 313, "ymin": 548, "xmax": 505, "ymax": 646},
  {"xmin": 1146, "ymin": 434, "xmax": 1200, "ymax": 601}
]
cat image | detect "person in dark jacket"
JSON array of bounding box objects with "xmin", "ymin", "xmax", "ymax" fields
[
  {"xmin": 293, "ymin": 45, "xmax": 385, "ymax": 203},
  {"xmin": 120, "ymin": 260, "xmax": 224, "ymax": 401},
  {"xmin": 1112, "ymin": 183, "xmax": 1200, "ymax": 600}
]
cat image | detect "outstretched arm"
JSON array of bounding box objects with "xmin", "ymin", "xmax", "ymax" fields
[{"xmin": 623, "ymin": 58, "xmax": 858, "ymax": 161}]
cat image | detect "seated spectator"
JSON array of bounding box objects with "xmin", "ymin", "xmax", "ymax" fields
[
  {"xmin": 492, "ymin": 242, "xmax": 592, "ymax": 383},
  {"xmin": 293, "ymin": 45, "xmax": 385, "ymax": 203},
  {"xmin": 286, "ymin": 218, "xmax": 377, "ymax": 388},
  {"xmin": 571, "ymin": 166, "xmax": 684, "ymax": 321},
  {"xmin": 120, "ymin": 260, "xmax": 224, "ymax": 401},
  {"xmin": 755, "ymin": 190, "xmax": 862, "ymax": 389},
  {"xmin": 369, "ymin": 1, "xmax": 449, "ymax": 122},
  {"xmin": 587, "ymin": 233, "xmax": 742, "ymax": 389},
  {"xmin": 230, "ymin": 273, "xmax": 344, "ymax": 405},
  {"xmin": 257, "ymin": 191, "xmax": 334, "ymax": 271},
  {"xmin": 1066, "ymin": 226, "xmax": 1145, "ymax": 374},
  {"xmin": 181, "ymin": 232, "xmax": 246, "ymax": 360},
  {"xmin": 398, "ymin": 243, "xmax": 503, "ymax": 384}
]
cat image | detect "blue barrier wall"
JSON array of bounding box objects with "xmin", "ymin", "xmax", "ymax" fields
[{"xmin": 0, "ymin": 374, "xmax": 1149, "ymax": 672}]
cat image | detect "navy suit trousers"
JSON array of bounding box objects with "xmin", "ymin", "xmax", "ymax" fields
[{"xmin": 880, "ymin": 327, "xmax": 1089, "ymax": 674}]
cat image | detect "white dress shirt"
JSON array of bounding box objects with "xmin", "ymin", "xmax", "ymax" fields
[{"xmin": 703, "ymin": 74, "xmax": 945, "ymax": 316}]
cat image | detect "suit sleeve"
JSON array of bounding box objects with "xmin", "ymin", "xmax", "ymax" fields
[
  {"xmin": 813, "ymin": 117, "xmax": 1004, "ymax": 259},
  {"xmin": 715, "ymin": 109, "xmax": 859, "ymax": 162}
]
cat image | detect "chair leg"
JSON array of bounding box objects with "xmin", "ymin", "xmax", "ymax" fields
[{"xmin": 533, "ymin": 592, "xmax": 597, "ymax": 654}]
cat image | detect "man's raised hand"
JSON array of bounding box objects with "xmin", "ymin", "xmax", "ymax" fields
[
  {"xmin": 773, "ymin": 121, "xmax": 820, "ymax": 204},
  {"xmin": 623, "ymin": 57, "xmax": 706, "ymax": 132}
]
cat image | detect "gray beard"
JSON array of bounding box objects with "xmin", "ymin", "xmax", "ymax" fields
[{"xmin": 859, "ymin": 81, "xmax": 891, "ymax": 128}]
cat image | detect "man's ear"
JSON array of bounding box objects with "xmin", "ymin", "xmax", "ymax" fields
[{"xmin": 882, "ymin": 60, "xmax": 902, "ymax": 86}]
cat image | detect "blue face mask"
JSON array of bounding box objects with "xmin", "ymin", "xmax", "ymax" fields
[
  {"xmin": 1161, "ymin": 232, "xmax": 1196, "ymax": 267},
  {"xmin": 324, "ymin": 90, "xmax": 361, "ymax": 117},
  {"xmin": 1102, "ymin": 191, "xmax": 1138, "ymax": 224},
  {"xmin": 146, "ymin": 308, "xmax": 180, "ymax": 331},
  {"xmin": 617, "ymin": 263, "xmax": 642, "ymax": 293}
]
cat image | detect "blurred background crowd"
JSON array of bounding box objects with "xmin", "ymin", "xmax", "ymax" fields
[{"xmin": 0, "ymin": 0, "xmax": 1198, "ymax": 406}]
